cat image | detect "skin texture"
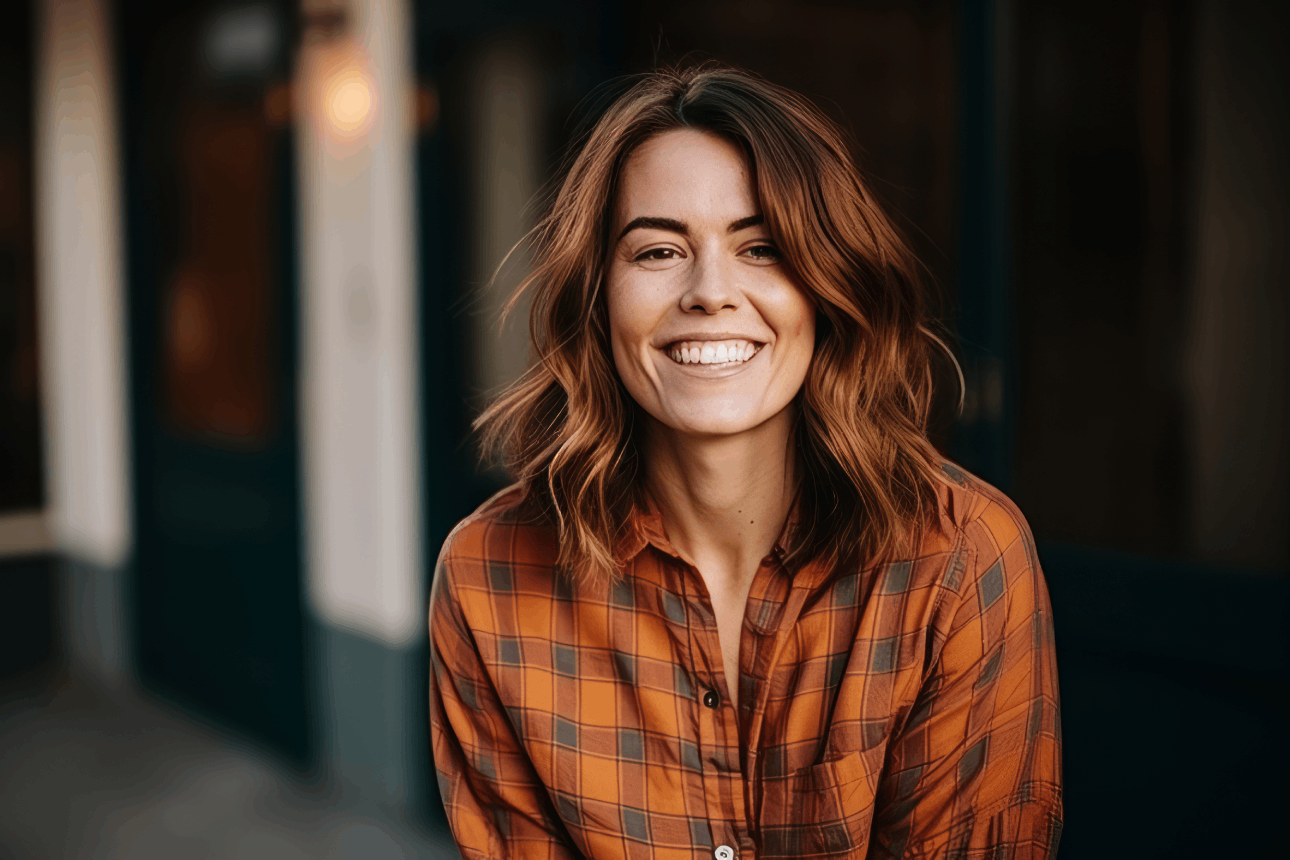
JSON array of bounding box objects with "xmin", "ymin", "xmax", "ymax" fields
[{"xmin": 606, "ymin": 129, "xmax": 816, "ymax": 706}]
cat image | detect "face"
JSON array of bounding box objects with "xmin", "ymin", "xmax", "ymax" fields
[{"xmin": 606, "ymin": 129, "xmax": 816, "ymax": 439}]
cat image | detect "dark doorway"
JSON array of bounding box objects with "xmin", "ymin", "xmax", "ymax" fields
[{"xmin": 119, "ymin": 0, "xmax": 309, "ymax": 765}]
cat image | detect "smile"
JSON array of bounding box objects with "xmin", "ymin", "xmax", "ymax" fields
[{"xmin": 665, "ymin": 338, "xmax": 763, "ymax": 366}]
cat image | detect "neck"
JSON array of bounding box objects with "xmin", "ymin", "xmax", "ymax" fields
[{"xmin": 641, "ymin": 407, "xmax": 797, "ymax": 585}]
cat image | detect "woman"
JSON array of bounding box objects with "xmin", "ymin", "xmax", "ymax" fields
[{"xmin": 430, "ymin": 65, "xmax": 1062, "ymax": 860}]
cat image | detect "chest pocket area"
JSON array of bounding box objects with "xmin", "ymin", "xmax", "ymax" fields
[{"xmin": 758, "ymin": 744, "xmax": 886, "ymax": 859}]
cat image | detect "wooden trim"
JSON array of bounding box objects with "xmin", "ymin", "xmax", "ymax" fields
[{"xmin": 0, "ymin": 510, "xmax": 53, "ymax": 557}]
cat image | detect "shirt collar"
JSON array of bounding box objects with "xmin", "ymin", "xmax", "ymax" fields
[
  {"xmin": 613, "ymin": 497, "xmax": 678, "ymax": 565},
  {"xmin": 613, "ymin": 492, "xmax": 810, "ymax": 580}
]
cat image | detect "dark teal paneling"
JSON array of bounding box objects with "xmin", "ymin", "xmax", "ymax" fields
[
  {"xmin": 1041, "ymin": 542, "xmax": 1289, "ymax": 859},
  {"xmin": 119, "ymin": 0, "xmax": 310, "ymax": 766},
  {"xmin": 0, "ymin": 555, "xmax": 57, "ymax": 688},
  {"xmin": 954, "ymin": 0, "xmax": 1014, "ymax": 488}
]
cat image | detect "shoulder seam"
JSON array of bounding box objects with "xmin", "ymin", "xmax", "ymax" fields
[{"xmin": 435, "ymin": 483, "xmax": 526, "ymax": 569}]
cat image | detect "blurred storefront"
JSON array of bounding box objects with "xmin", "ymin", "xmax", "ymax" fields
[{"xmin": 1, "ymin": 1, "xmax": 1286, "ymax": 858}]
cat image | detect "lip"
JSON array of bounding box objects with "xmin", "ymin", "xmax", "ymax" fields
[
  {"xmin": 654, "ymin": 342, "xmax": 766, "ymax": 376},
  {"xmin": 653, "ymin": 331, "xmax": 769, "ymax": 349}
]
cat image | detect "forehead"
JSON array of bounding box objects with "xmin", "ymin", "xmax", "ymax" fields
[{"xmin": 614, "ymin": 129, "xmax": 757, "ymax": 225}]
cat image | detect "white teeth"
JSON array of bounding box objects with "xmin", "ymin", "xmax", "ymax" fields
[{"xmin": 664, "ymin": 339, "xmax": 761, "ymax": 366}]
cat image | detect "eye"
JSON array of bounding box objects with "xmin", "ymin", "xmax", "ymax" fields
[
  {"xmin": 632, "ymin": 247, "xmax": 682, "ymax": 263},
  {"xmin": 743, "ymin": 243, "xmax": 781, "ymax": 262}
]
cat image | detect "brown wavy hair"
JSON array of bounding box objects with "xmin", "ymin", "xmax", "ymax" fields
[{"xmin": 476, "ymin": 64, "xmax": 955, "ymax": 579}]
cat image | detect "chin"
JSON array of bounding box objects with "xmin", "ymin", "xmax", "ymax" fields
[
  {"xmin": 654, "ymin": 404, "xmax": 769, "ymax": 438},
  {"xmin": 674, "ymin": 419, "xmax": 758, "ymax": 438}
]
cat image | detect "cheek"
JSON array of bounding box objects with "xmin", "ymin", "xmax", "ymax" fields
[
  {"xmin": 605, "ymin": 274, "xmax": 655, "ymax": 386},
  {"xmin": 606, "ymin": 272, "xmax": 659, "ymax": 348},
  {"xmin": 801, "ymin": 308, "xmax": 817, "ymax": 354},
  {"xmin": 777, "ymin": 295, "xmax": 817, "ymax": 392},
  {"xmin": 778, "ymin": 289, "xmax": 817, "ymax": 357}
]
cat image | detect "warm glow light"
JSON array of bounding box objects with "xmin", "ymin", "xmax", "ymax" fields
[{"xmin": 325, "ymin": 68, "xmax": 374, "ymax": 136}]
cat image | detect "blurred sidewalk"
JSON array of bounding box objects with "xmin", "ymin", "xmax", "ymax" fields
[{"xmin": 0, "ymin": 674, "xmax": 458, "ymax": 860}]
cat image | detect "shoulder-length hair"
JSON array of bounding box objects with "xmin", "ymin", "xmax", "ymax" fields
[{"xmin": 477, "ymin": 64, "xmax": 954, "ymax": 580}]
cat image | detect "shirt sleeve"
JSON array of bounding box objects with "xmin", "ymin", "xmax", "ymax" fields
[
  {"xmin": 429, "ymin": 549, "xmax": 583, "ymax": 860},
  {"xmin": 868, "ymin": 491, "xmax": 1064, "ymax": 860}
]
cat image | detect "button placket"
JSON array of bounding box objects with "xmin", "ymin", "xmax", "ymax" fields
[{"xmin": 678, "ymin": 566, "xmax": 750, "ymax": 860}]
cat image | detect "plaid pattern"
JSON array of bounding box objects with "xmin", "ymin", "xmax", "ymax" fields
[{"xmin": 430, "ymin": 464, "xmax": 1062, "ymax": 860}]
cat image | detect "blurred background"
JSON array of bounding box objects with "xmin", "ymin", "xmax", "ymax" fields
[{"xmin": 1, "ymin": 0, "xmax": 1286, "ymax": 857}]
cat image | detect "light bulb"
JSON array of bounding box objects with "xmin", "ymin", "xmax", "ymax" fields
[{"xmin": 325, "ymin": 67, "xmax": 374, "ymax": 136}]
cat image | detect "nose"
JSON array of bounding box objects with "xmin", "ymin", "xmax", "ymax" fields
[{"xmin": 679, "ymin": 253, "xmax": 740, "ymax": 314}]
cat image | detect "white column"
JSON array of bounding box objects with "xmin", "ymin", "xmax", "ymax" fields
[
  {"xmin": 33, "ymin": 0, "xmax": 131, "ymax": 569},
  {"xmin": 297, "ymin": 0, "xmax": 421, "ymax": 646}
]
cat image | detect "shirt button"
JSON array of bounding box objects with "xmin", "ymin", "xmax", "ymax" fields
[
  {"xmin": 714, "ymin": 846, "xmax": 735, "ymax": 860},
  {"xmin": 702, "ymin": 689, "xmax": 720, "ymax": 708}
]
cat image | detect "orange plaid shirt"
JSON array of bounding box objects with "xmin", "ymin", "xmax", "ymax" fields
[{"xmin": 430, "ymin": 463, "xmax": 1063, "ymax": 860}]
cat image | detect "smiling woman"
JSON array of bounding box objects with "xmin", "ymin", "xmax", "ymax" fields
[
  {"xmin": 430, "ymin": 65, "xmax": 1062, "ymax": 860},
  {"xmin": 607, "ymin": 131, "xmax": 815, "ymax": 437}
]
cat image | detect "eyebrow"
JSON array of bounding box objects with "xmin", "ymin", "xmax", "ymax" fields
[{"xmin": 616, "ymin": 213, "xmax": 765, "ymax": 242}]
